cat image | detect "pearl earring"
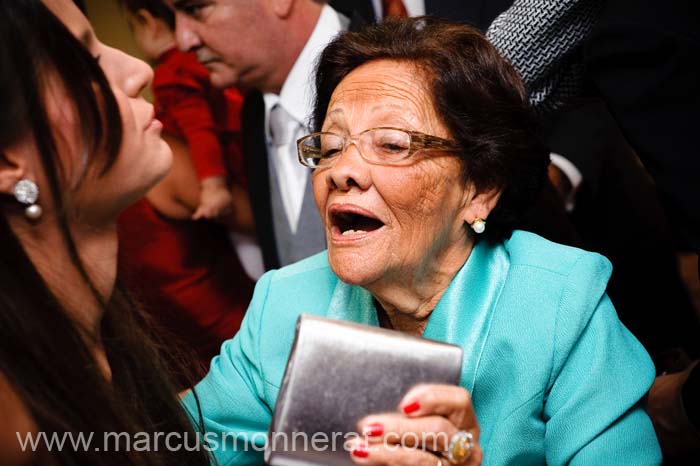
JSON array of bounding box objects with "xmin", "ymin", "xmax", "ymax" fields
[
  {"xmin": 470, "ymin": 218, "xmax": 486, "ymax": 234},
  {"xmin": 13, "ymin": 179, "xmax": 43, "ymax": 220}
]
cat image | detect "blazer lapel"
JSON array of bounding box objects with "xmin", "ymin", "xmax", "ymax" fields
[
  {"xmin": 326, "ymin": 280, "xmax": 380, "ymax": 327},
  {"xmin": 423, "ymin": 240, "xmax": 510, "ymax": 393}
]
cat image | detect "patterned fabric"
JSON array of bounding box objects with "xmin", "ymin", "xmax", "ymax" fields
[{"xmin": 487, "ymin": 0, "xmax": 604, "ymax": 112}]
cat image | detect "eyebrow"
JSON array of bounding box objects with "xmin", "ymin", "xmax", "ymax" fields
[{"xmin": 172, "ymin": 0, "xmax": 189, "ymax": 8}]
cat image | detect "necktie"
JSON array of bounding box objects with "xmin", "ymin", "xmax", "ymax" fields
[
  {"xmin": 269, "ymin": 103, "xmax": 293, "ymax": 146},
  {"xmin": 382, "ymin": 0, "xmax": 408, "ymax": 18}
]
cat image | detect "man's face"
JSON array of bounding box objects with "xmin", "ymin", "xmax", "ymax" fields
[{"xmin": 169, "ymin": 0, "xmax": 276, "ymax": 90}]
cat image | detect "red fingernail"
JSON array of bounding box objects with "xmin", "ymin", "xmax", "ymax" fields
[
  {"xmin": 402, "ymin": 400, "xmax": 420, "ymax": 414},
  {"xmin": 352, "ymin": 445, "xmax": 370, "ymax": 458},
  {"xmin": 362, "ymin": 423, "xmax": 384, "ymax": 437}
]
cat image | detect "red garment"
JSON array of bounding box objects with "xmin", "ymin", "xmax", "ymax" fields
[
  {"xmin": 118, "ymin": 199, "xmax": 253, "ymax": 375},
  {"xmin": 118, "ymin": 49, "xmax": 253, "ymax": 379},
  {"xmin": 153, "ymin": 48, "xmax": 245, "ymax": 183}
]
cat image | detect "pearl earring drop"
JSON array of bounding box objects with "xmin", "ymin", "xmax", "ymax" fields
[
  {"xmin": 471, "ymin": 218, "xmax": 486, "ymax": 234},
  {"xmin": 13, "ymin": 179, "xmax": 43, "ymax": 220}
]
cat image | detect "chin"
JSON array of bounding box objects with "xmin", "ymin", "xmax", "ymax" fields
[
  {"xmin": 155, "ymin": 141, "xmax": 173, "ymax": 177},
  {"xmin": 209, "ymin": 69, "xmax": 238, "ymax": 90},
  {"xmin": 146, "ymin": 140, "xmax": 173, "ymax": 182},
  {"xmin": 127, "ymin": 146, "xmax": 172, "ymax": 204},
  {"xmin": 328, "ymin": 249, "xmax": 382, "ymax": 287}
]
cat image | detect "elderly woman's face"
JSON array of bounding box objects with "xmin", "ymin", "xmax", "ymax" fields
[{"xmin": 313, "ymin": 60, "xmax": 475, "ymax": 287}]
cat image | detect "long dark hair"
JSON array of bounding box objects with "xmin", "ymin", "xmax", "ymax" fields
[
  {"xmin": 314, "ymin": 17, "xmax": 550, "ymax": 241},
  {"xmin": 0, "ymin": 1, "xmax": 209, "ymax": 465}
]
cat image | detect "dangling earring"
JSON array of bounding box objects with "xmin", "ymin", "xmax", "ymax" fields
[
  {"xmin": 470, "ymin": 218, "xmax": 486, "ymax": 234},
  {"xmin": 13, "ymin": 179, "xmax": 43, "ymax": 220}
]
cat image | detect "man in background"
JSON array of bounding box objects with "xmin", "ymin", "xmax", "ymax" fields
[{"xmin": 169, "ymin": 0, "xmax": 366, "ymax": 270}]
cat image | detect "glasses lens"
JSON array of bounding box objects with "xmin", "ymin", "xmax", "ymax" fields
[
  {"xmin": 299, "ymin": 133, "xmax": 343, "ymax": 168},
  {"xmin": 363, "ymin": 128, "xmax": 411, "ymax": 164}
]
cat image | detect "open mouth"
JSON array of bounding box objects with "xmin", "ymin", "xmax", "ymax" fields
[{"xmin": 330, "ymin": 209, "xmax": 385, "ymax": 237}]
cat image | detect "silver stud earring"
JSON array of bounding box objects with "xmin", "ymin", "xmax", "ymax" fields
[
  {"xmin": 470, "ymin": 218, "xmax": 486, "ymax": 234},
  {"xmin": 13, "ymin": 179, "xmax": 43, "ymax": 220}
]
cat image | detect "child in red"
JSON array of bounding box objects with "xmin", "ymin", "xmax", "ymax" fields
[
  {"xmin": 117, "ymin": 0, "xmax": 254, "ymax": 383},
  {"xmin": 125, "ymin": 0, "xmax": 241, "ymax": 219}
]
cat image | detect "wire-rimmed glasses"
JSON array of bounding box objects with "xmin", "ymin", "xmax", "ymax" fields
[{"xmin": 297, "ymin": 127, "xmax": 459, "ymax": 168}]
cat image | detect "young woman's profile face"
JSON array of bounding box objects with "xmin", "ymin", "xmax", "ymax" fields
[{"xmin": 41, "ymin": 0, "xmax": 172, "ymax": 225}]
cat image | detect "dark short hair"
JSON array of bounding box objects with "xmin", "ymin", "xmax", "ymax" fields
[
  {"xmin": 313, "ymin": 17, "xmax": 550, "ymax": 240},
  {"xmin": 119, "ymin": 0, "xmax": 175, "ymax": 30}
]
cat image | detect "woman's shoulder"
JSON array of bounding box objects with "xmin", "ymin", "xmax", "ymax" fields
[
  {"xmin": 266, "ymin": 251, "xmax": 336, "ymax": 284},
  {"xmin": 503, "ymin": 230, "xmax": 612, "ymax": 281},
  {"xmin": 249, "ymin": 251, "xmax": 338, "ymax": 321},
  {"xmin": 493, "ymin": 230, "xmax": 614, "ymax": 333}
]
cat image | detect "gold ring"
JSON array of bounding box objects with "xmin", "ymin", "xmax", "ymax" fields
[{"xmin": 446, "ymin": 431, "xmax": 474, "ymax": 464}]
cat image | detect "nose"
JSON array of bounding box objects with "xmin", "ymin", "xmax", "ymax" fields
[
  {"xmin": 325, "ymin": 142, "xmax": 372, "ymax": 192},
  {"xmin": 174, "ymin": 12, "xmax": 202, "ymax": 52},
  {"xmin": 110, "ymin": 46, "xmax": 153, "ymax": 97}
]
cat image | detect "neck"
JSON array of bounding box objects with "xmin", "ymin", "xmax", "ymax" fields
[
  {"xmin": 11, "ymin": 213, "xmax": 118, "ymax": 377},
  {"xmin": 262, "ymin": 1, "xmax": 323, "ymax": 94},
  {"xmin": 368, "ymin": 240, "xmax": 474, "ymax": 336}
]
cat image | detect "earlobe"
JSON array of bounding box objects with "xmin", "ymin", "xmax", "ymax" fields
[
  {"xmin": 270, "ymin": 0, "xmax": 295, "ymax": 18},
  {"xmin": 462, "ymin": 185, "xmax": 503, "ymax": 225}
]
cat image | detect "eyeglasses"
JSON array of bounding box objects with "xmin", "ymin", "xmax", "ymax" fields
[{"xmin": 297, "ymin": 127, "xmax": 459, "ymax": 168}]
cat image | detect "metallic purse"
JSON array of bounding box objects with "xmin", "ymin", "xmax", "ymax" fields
[{"xmin": 265, "ymin": 314, "xmax": 463, "ymax": 466}]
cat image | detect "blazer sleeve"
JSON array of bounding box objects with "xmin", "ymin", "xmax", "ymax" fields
[
  {"xmin": 183, "ymin": 271, "xmax": 276, "ymax": 466},
  {"xmin": 543, "ymin": 253, "xmax": 662, "ymax": 465}
]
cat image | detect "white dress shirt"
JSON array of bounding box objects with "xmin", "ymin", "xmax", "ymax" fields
[{"xmin": 263, "ymin": 5, "xmax": 344, "ymax": 234}]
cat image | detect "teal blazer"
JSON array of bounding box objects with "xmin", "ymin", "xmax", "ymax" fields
[{"xmin": 184, "ymin": 231, "xmax": 661, "ymax": 465}]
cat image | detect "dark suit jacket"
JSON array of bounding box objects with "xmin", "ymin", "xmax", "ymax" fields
[
  {"xmin": 584, "ymin": 0, "xmax": 700, "ymax": 251},
  {"xmin": 330, "ymin": 0, "xmax": 512, "ymax": 30}
]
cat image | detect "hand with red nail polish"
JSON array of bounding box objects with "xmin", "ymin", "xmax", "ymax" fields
[
  {"xmin": 362, "ymin": 422, "xmax": 384, "ymax": 437},
  {"xmin": 351, "ymin": 384, "xmax": 482, "ymax": 465},
  {"xmin": 402, "ymin": 400, "xmax": 420, "ymax": 414},
  {"xmin": 352, "ymin": 444, "xmax": 370, "ymax": 458}
]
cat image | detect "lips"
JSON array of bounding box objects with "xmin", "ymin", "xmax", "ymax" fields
[
  {"xmin": 197, "ymin": 54, "xmax": 220, "ymax": 66},
  {"xmin": 328, "ymin": 204, "xmax": 385, "ymax": 239},
  {"xmin": 144, "ymin": 107, "xmax": 159, "ymax": 131}
]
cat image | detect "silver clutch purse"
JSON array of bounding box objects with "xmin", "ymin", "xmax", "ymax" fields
[{"xmin": 265, "ymin": 314, "xmax": 463, "ymax": 466}]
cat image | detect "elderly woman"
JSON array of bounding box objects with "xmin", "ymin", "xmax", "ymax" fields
[{"xmin": 185, "ymin": 18, "xmax": 661, "ymax": 466}]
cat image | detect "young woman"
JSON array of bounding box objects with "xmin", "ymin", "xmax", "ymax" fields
[{"xmin": 0, "ymin": 1, "xmax": 210, "ymax": 464}]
